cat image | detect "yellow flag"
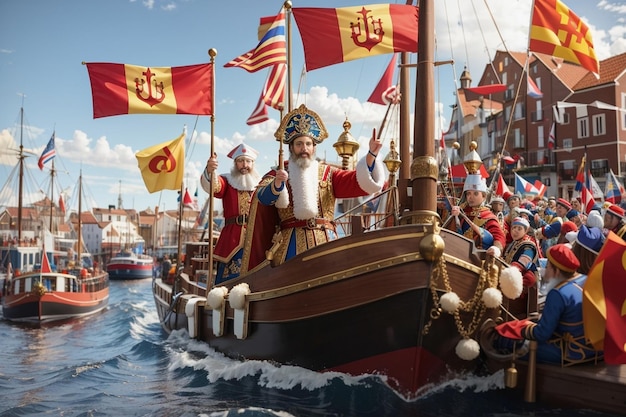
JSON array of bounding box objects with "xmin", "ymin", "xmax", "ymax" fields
[{"xmin": 136, "ymin": 132, "xmax": 185, "ymax": 193}]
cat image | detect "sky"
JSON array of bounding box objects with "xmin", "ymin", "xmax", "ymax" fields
[{"xmin": 1, "ymin": 0, "xmax": 625, "ymax": 215}]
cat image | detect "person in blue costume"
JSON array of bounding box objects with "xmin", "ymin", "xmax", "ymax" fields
[
  {"xmin": 494, "ymin": 243, "xmax": 602, "ymax": 365},
  {"xmin": 239, "ymin": 104, "xmax": 385, "ymax": 272},
  {"xmin": 502, "ymin": 217, "xmax": 539, "ymax": 290}
]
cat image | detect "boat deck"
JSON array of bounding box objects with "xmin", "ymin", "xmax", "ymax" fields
[{"xmin": 517, "ymin": 361, "xmax": 626, "ymax": 414}]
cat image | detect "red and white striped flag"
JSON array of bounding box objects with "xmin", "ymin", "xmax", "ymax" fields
[
  {"xmin": 246, "ymin": 63, "xmax": 286, "ymax": 125},
  {"xmin": 581, "ymin": 186, "xmax": 596, "ymax": 214},
  {"xmin": 225, "ymin": 8, "xmax": 286, "ymax": 73}
]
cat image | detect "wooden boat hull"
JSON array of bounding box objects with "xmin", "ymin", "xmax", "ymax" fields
[
  {"xmin": 153, "ymin": 224, "xmax": 506, "ymax": 397},
  {"xmin": 2, "ymin": 272, "xmax": 110, "ymax": 323}
]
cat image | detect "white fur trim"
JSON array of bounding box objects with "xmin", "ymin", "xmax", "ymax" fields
[
  {"xmin": 229, "ymin": 283, "xmax": 251, "ymax": 310},
  {"xmin": 356, "ymin": 156, "xmax": 385, "ymax": 194},
  {"xmin": 440, "ymin": 292, "xmax": 460, "ymax": 313},
  {"xmin": 289, "ymin": 160, "xmax": 319, "ymax": 219},
  {"xmin": 500, "ymin": 266, "xmax": 523, "ymax": 300},
  {"xmin": 207, "ymin": 286, "xmax": 229, "ymax": 309},
  {"xmin": 456, "ymin": 338, "xmax": 480, "ymax": 360},
  {"xmin": 482, "ymin": 287, "xmax": 503, "ymax": 308},
  {"xmin": 276, "ymin": 187, "xmax": 289, "ymax": 209}
]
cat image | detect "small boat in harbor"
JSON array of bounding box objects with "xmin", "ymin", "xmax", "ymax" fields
[
  {"xmin": 106, "ymin": 250, "xmax": 153, "ymax": 281},
  {"xmin": 1, "ymin": 107, "xmax": 109, "ymax": 323}
]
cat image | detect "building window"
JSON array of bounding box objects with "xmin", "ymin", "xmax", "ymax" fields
[
  {"xmin": 504, "ymin": 56, "xmax": 509, "ymax": 67},
  {"xmin": 562, "ymin": 138, "xmax": 573, "ymax": 150},
  {"xmin": 538, "ymin": 125, "xmax": 545, "ymax": 148},
  {"xmin": 514, "ymin": 103, "xmax": 524, "ymax": 120},
  {"xmin": 561, "ymin": 159, "xmax": 575, "ymax": 180},
  {"xmin": 592, "ymin": 114, "xmax": 606, "ymax": 136},
  {"xmin": 562, "ymin": 112, "xmax": 570, "ymax": 125},
  {"xmin": 591, "ymin": 159, "xmax": 609, "ymax": 177},
  {"xmin": 577, "ymin": 118, "xmax": 589, "ymax": 138},
  {"xmin": 514, "ymin": 128, "xmax": 525, "ymax": 148}
]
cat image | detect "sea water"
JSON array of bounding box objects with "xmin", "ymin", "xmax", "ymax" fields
[{"xmin": 0, "ymin": 279, "xmax": 620, "ymax": 417}]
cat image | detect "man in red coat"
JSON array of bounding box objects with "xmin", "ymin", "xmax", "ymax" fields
[{"xmin": 200, "ymin": 143, "xmax": 261, "ymax": 283}]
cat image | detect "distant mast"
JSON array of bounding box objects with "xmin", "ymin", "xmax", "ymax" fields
[{"xmin": 17, "ymin": 107, "xmax": 25, "ymax": 243}]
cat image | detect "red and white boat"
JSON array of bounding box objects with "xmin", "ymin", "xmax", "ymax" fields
[{"xmin": 106, "ymin": 250, "xmax": 153, "ymax": 281}]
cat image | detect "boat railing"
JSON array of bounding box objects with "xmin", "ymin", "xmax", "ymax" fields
[{"xmin": 334, "ymin": 187, "xmax": 397, "ymax": 237}]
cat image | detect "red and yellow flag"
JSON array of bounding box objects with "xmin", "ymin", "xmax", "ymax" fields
[
  {"xmin": 529, "ymin": 0, "xmax": 599, "ymax": 77},
  {"xmin": 85, "ymin": 62, "xmax": 213, "ymax": 118},
  {"xmin": 583, "ymin": 232, "xmax": 626, "ymax": 364},
  {"xmin": 136, "ymin": 132, "xmax": 185, "ymax": 193},
  {"xmin": 292, "ymin": 4, "xmax": 418, "ymax": 71}
]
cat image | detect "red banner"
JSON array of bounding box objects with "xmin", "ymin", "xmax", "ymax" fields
[{"xmin": 86, "ymin": 62, "xmax": 213, "ymax": 118}]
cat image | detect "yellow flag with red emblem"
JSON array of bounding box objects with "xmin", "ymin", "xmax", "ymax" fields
[{"xmin": 136, "ymin": 132, "xmax": 185, "ymax": 193}]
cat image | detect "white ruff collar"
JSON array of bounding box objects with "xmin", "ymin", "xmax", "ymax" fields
[{"xmin": 288, "ymin": 160, "xmax": 319, "ymax": 219}]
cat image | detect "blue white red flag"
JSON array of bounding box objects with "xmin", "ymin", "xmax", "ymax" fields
[
  {"xmin": 527, "ymin": 75, "xmax": 543, "ymax": 99},
  {"xmin": 515, "ymin": 173, "xmax": 541, "ymax": 196},
  {"xmin": 38, "ymin": 132, "xmax": 56, "ymax": 170},
  {"xmin": 224, "ymin": 8, "xmax": 286, "ymax": 73},
  {"xmin": 605, "ymin": 169, "xmax": 625, "ymax": 204}
]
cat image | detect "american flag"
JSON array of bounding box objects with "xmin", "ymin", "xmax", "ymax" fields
[
  {"xmin": 38, "ymin": 132, "xmax": 56, "ymax": 170},
  {"xmin": 224, "ymin": 8, "xmax": 286, "ymax": 73},
  {"xmin": 246, "ymin": 60, "xmax": 286, "ymax": 125}
]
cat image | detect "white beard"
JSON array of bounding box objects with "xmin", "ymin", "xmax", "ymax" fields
[
  {"xmin": 543, "ymin": 276, "xmax": 566, "ymax": 293},
  {"xmin": 288, "ymin": 157, "xmax": 319, "ymax": 219},
  {"xmin": 226, "ymin": 167, "xmax": 261, "ymax": 192}
]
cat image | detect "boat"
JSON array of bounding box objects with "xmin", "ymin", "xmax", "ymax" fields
[
  {"xmin": 106, "ymin": 250, "xmax": 153, "ymax": 280},
  {"xmin": 1, "ymin": 107, "xmax": 109, "ymax": 323},
  {"xmin": 151, "ymin": 1, "xmax": 625, "ymax": 413},
  {"xmin": 152, "ymin": 0, "xmax": 512, "ymax": 397}
]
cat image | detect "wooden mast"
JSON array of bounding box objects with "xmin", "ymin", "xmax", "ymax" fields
[
  {"xmin": 17, "ymin": 107, "xmax": 24, "ymax": 243},
  {"xmin": 410, "ymin": 0, "xmax": 437, "ymax": 223}
]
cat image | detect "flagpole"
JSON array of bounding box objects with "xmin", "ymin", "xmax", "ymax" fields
[
  {"xmin": 279, "ymin": 0, "xmax": 292, "ymax": 171},
  {"xmin": 285, "ymin": 0, "xmax": 292, "ymax": 113},
  {"xmin": 206, "ymin": 48, "xmax": 217, "ymax": 294}
]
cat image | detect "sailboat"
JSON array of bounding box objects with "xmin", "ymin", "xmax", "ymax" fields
[
  {"xmin": 151, "ymin": 0, "xmax": 625, "ymax": 412},
  {"xmin": 153, "ymin": 0, "xmax": 511, "ymax": 396},
  {"xmin": 1, "ymin": 108, "xmax": 109, "ymax": 323}
]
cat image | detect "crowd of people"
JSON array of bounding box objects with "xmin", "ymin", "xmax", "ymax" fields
[{"xmin": 448, "ymin": 167, "xmax": 625, "ymax": 366}]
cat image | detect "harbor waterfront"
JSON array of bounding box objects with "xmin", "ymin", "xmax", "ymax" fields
[{"xmin": 0, "ymin": 278, "xmax": 621, "ymax": 417}]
